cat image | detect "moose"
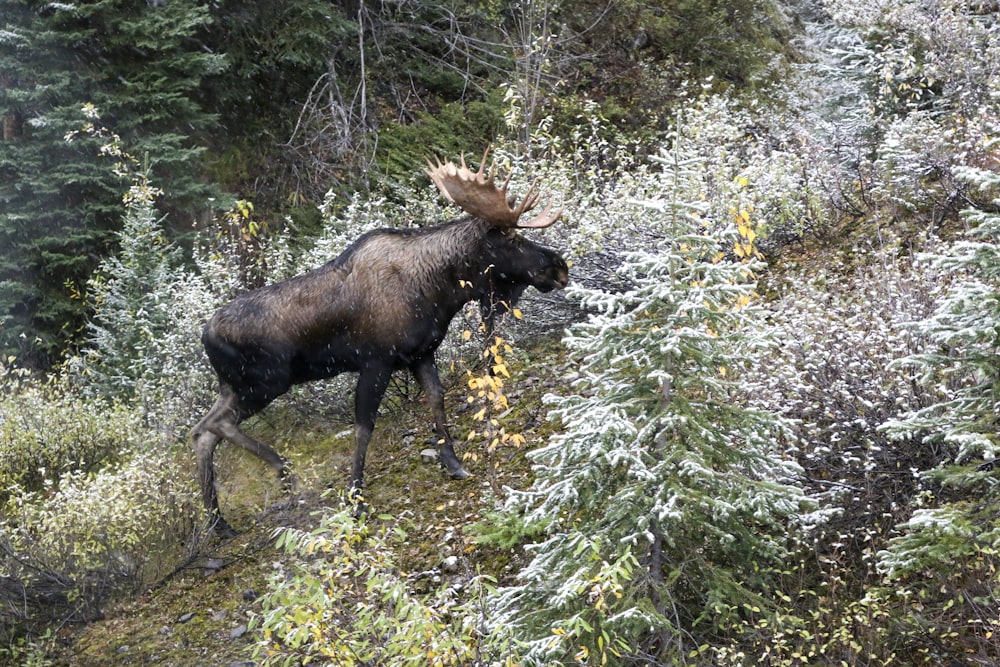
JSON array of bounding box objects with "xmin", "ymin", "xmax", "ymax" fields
[{"xmin": 192, "ymin": 151, "xmax": 569, "ymax": 534}]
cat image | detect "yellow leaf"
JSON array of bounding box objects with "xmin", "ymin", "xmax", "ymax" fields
[
  {"xmin": 512, "ymin": 308, "xmax": 523, "ymax": 319},
  {"xmin": 462, "ymin": 329, "xmax": 472, "ymax": 341}
]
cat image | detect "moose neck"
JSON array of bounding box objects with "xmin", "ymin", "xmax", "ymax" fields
[{"xmin": 410, "ymin": 216, "xmax": 497, "ymax": 298}]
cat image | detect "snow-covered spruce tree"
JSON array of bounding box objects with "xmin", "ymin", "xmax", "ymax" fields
[
  {"xmin": 69, "ymin": 170, "xmax": 224, "ymax": 433},
  {"xmin": 881, "ymin": 163, "xmax": 1000, "ymax": 472},
  {"xmin": 78, "ymin": 173, "xmax": 180, "ymax": 392},
  {"xmin": 872, "ymin": 163, "xmax": 1000, "ymax": 658},
  {"xmin": 486, "ymin": 141, "xmax": 811, "ymax": 664},
  {"xmin": 64, "ymin": 118, "xmax": 227, "ymax": 433}
]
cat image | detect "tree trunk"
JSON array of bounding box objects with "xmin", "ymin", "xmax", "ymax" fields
[{"xmin": 1, "ymin": 73, "xmax": 21, "ymax": 140}]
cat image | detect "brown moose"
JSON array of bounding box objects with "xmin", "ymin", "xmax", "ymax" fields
[{"xmin": 192, "ymin": 151, "xmax": 568, "ymax": 534}]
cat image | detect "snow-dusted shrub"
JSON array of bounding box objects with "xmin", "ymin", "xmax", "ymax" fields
[
  {"xmin": 0, "ymin": 386, "xmax": 140, "ymax": 504},
  {"xmin": 523, "ymin": 90, "xmax": 830, "ymax": 259},
  {"xmin": 732, "ymin": 165, "xmax": 1000, "ymax": 664},
  {"xmin": 0, "ymin": 397, "xmax": 198, "ymax": 636},
  {"xmin": 715, "ymin": 251, "xmax": 948, "ymax": 660},
  {"xmin": 825, "ymin": 0, "xmax": 1000, "ymax": 117},
  {"xmin": 817, "ymin": 0, "xmax": 1000, "ymax": 220},
  {"xmin": 749, "ymin": 252, "xmax": 939, "ymax": 526}
]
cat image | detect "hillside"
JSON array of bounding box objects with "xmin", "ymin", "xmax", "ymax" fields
[
  {"xmin": 4, "ymin": 0, "xmax": 1000, "ymax": 665},
  {"xmin": 50, "ymin": 338, "xmax": 571, "ymax": 666}
]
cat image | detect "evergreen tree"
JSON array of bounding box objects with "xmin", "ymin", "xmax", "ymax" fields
[
  {"xmin": 880, "ymin": 163, "xmax": 1000, "ymax": 577},
  {"xmin": 70, "ymin": 162, "xmax": 222, "ymax": 434},
  {"xmin": 195, "ymin": 0, "xmax": 356, "ymax": 205},
  {"xmin": 486, "ymin": 141, "xmax": 811, "ymax": 663},
  {"xmin": 0, "ymin": 0, "xmax": 221, "ymax": 367}
]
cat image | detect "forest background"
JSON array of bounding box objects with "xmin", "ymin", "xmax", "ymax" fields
[{"xmin": 2, "ymin": 0, "xmax": 1000, "ymax": 664}]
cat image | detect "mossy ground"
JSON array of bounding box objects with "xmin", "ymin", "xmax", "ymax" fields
[{"xmin": 46, "ymin": 335, "xmax": 569, "ymax": 666}]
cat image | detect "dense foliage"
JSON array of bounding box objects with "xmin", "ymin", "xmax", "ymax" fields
[
  {"xmin": 3, "ymin": 0, "xmax": 1000, "ymax": 664},
  {"xmin": 251, "ymin": 503, "xmax": 505, "ymax": 666},
  {"xmin": 0, "ymin": 0, "xmax": 222, "ymax": 366},
  {"xmin": 1, "ymin": 0, "xmax": 788, "ymax": 368}
]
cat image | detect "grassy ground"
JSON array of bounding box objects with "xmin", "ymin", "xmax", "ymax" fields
[{"xmin": 46, "ymin": 335, "xmax": 569, "ymax": 666}]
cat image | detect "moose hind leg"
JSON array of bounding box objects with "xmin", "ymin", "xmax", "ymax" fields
[
  {"xmin": 199, "ymin": 387, "xmax": 290, "ymax": 477},
  {"xmin": 192, "ymin": 396, "xmax": 238, "ymax": 535},
  {"xmin": 214, "ymin": 419, "xmax": 289, "ymax": 477},
  {"xmin": 195, "ymin": 389, "xmax": 293, "ymax": 534},
  {"xmin": 412, "ymin": 358, "xmax": 470, "ymax": 480},
  {"xmin": 193, "ymin": 421, "xmax": 221, "ymax": 514}
]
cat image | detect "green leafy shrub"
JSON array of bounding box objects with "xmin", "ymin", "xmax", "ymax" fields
[{"xmin": 250, "ymin": 503, "xmax": 511, "ymax": 666}]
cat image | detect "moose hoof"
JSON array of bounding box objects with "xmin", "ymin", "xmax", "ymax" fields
[
  {"xmin": 352, "ymin": 501, "xmax": 371, "ymax": 520},
  {"xmin": 212, "ymin": 516, "xmax": 239, "ymax": 539},
  {"xmin": 280, "ymin": 472, "xmax": 301, "ymax": 494},
  {"xmin": 348, "ymin": 496, "xmax": 371, "ymax": 520},
  {"xmin": 450, "ymin": 467, "xmax": 471, "ymax": 480}
]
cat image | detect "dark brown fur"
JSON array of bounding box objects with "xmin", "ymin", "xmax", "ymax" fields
[{"xmin": 193, "ymin": 216, "xmax": 568, "ymax": 534}]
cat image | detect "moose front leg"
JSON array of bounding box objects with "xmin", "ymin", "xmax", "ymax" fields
[
  {"xmin": 412, "ymin": 357, "xmax": 471, "ymax": 480},
  {"xmin": 350, "ymin": 365, "xmax": 393, "ymax": 502}
]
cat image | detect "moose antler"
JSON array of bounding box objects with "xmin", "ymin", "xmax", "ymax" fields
[{"xmin": 425, "ymin": 147, "xmax": 562, "ymax": 229}]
